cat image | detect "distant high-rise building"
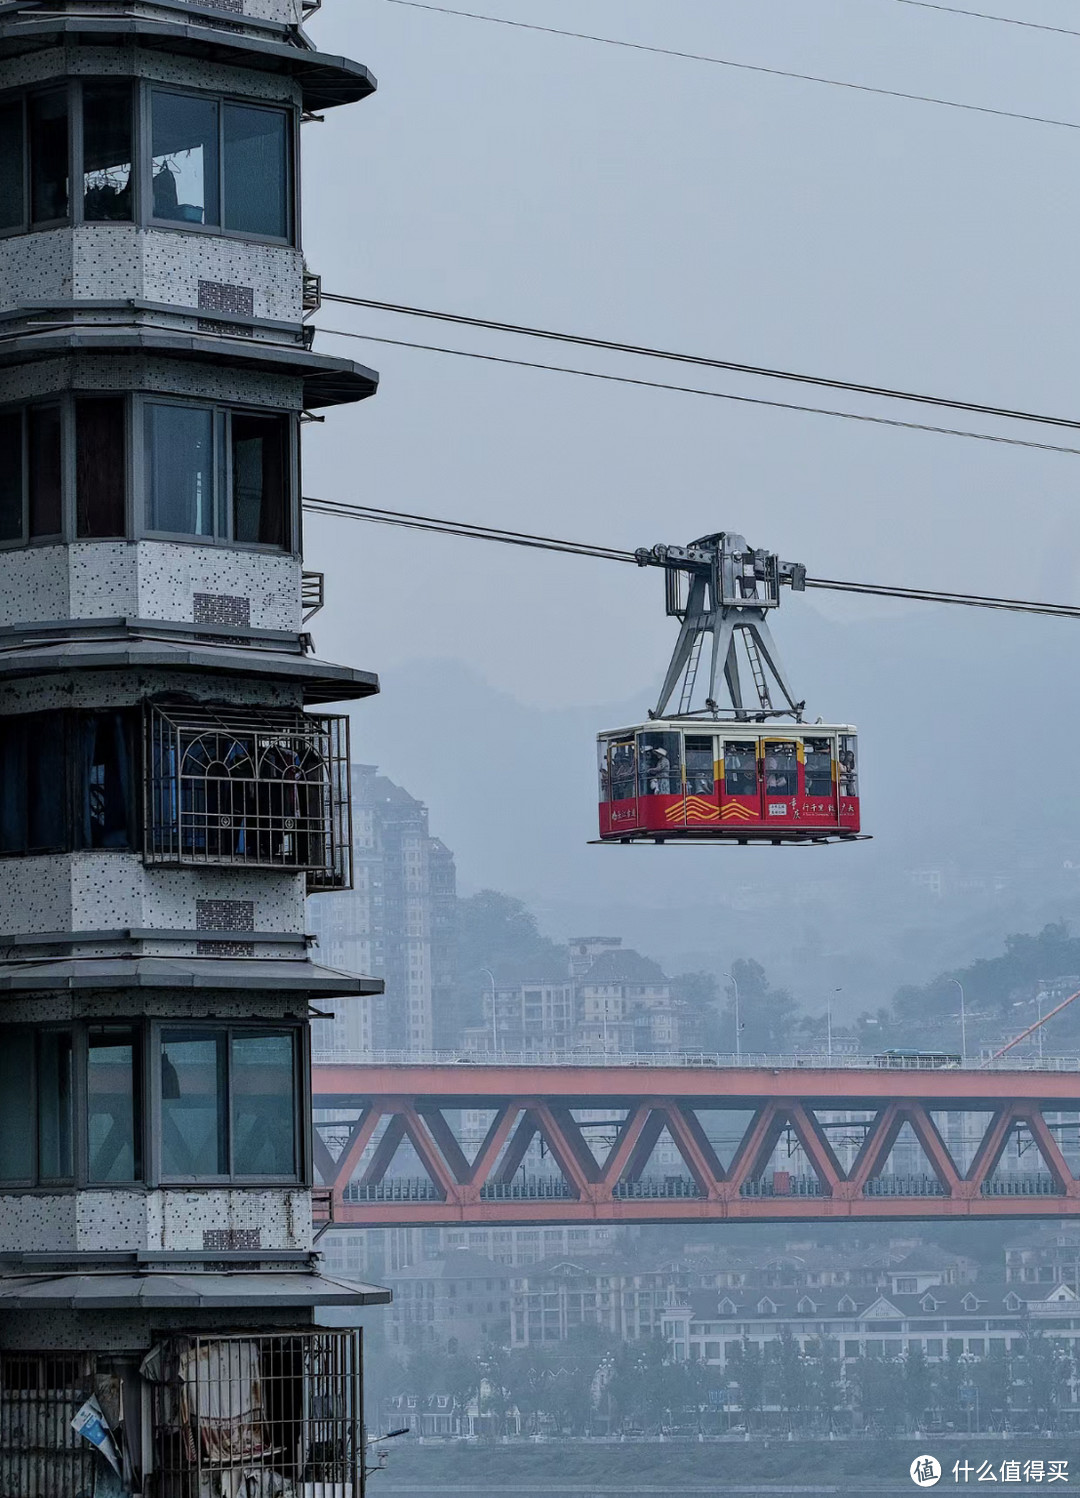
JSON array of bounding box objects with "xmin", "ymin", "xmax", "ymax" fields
[{"xmin": 311, "ymin": 765, "xmax": 457, "ymax": 1054}]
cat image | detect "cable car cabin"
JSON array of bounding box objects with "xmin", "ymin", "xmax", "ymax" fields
[{"xmin": 596, "ymin": 722, "xmax": 860, "ymax": 844}]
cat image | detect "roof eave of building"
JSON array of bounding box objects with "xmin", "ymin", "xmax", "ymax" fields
[
  {"xmin": 0, "ymin": 14, "xmax": 377, "ymax": 112},
  {"xmin": 0, "ymin": 956, "xmax": 386, "ymax": 995},
  {"xmin": 0, "ymin": 327, "xmax": 379, "ymax": 410}
]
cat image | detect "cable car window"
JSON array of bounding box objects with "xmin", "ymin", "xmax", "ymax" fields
[
  {"xmin": 608, "ymin": 740, "xmax": 636, "ymax": 802},
  {"xmin": 724, "ymin": 743, "xmax": 757, "ymax": 797},
  {"xmin": 764, "ymin": 742, "xmax": 797, "ymax": 797},
  {"xmin": 638, "ymin": 732, "xmax": 681, "ymax": 796},
  {"xmin": 597, "ymin": 740, "xmax": 611, "ymax": 803},
  {"xmin": 804, "ymin": 737, "xmax": 834, "ymax": 797},
  {"xmin": 684, "ymin": 735, "xmax": 714, "ymax": 794},
  {"xmin": 839, "ymin": 735, "xmax": 858, "ymax": 797}
]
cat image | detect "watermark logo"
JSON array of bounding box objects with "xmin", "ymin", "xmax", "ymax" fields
[{"xmin": 911, "ymin": 1455, "xmax": 942, "ymax": 1488}]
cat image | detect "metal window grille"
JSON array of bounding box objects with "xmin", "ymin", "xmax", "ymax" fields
[
  {"xmin": 144, "ymin": 706, "xmax": 352, "ymax": 890},
  {"xmin": 0, "ymin": 1353, "xmax": 96, "ymax": 1498},
  {"xmin": 147, "ymin": 1331, "xmax": 363, "ymax": 1497}
]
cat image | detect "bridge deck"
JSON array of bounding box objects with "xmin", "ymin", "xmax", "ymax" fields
[{"xmin": 312, "ymin": 1063, "xmax": 1080, "ymax": 1227}]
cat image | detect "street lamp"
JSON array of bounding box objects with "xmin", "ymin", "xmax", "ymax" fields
[
  {"xmin": 724, "ymin": 972, "xmax": 741, "ymax": 1063},
  {"xmin": 950, "ymin": 978, "xmax": 967, "ymax": 1062},
  {"xmin": 828, "ymin": 988, "xmax": 841, "ymax": 1064},
  {"xmin": 480, "ymin": 967, "xmax": 498, "ymax": 1056}
]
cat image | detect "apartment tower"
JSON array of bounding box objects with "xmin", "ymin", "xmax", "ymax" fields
[{"xmin": 0, "ymin": 0, "xmax": 387, "ymax": 1492}]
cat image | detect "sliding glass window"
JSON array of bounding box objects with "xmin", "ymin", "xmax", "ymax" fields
[
  {"xmin": 145, "ymin": 402, "xmax": 293, "ymax": 548},
  {"xmin": 0, "ymin": 397, "xmax": 126, "ymax": 545},
  {"xmin": 82, "ymin": 83, "xmax": 133, "ymax": 222},
  {"xmin": 159, "ymin": 1027, "xmax": 301, "ymax": 1182},
  {"xmin": 151, "ymin": 88, "xmax": 292, "ymax": 241}
]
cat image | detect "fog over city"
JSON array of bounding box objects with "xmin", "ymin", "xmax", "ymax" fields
[
  {"xmin": 300, "ymin": 0, "xmax": 1080, "ymax": 1014},
  {"xmin": 298, "ymin": 3, "xmax": 1080, "ymax": 1490}
]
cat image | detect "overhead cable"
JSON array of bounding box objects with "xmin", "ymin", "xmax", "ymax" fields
[
  {"xmin": 301, "ymin": 497, "xmax": 1080, "ymax": 621},
  {"xmin": 893, "ymin": 0, "xmax": 1080, "ymax": 38},
  {"xmin": 320, "ymin": 297, "xmax": 1080, "ymax": 437},
  {"xmin": 370, "ymin": 0, "xmax": 1080, "ymax": 131},
  {"xmin": 316, "ymin": 326, "xmax": 1080, "ymax": 458}
]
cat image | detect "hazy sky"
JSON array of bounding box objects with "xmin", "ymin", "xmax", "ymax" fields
[{"xmin": 296, "ymin": 0, "xmax": 1080, "ymax": 976}]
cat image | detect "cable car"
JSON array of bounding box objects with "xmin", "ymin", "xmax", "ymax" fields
[
  {"xmin": 596, "ymin": 533, "xmax": 864, "ymax": 845},
  {"xmin": 598, "ymin": 721, "xmax": 860, "ymax": 844}
]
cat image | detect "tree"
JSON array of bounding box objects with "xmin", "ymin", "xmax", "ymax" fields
[
  {"xmin": 725, "ymin": 960, "xmax": 800, "ymax": 1054},
  {"xmin": 849, "ymin": 1356, "xmax": 904, "ymax": 1434},
  {"xmin": 1013, "ymin": 1317, "xmax": 1072, "ymax": 1431},
  {"xmin": 771, "ymin": 1329, "xmax": 810, "ymax": 1432},
  {"xmin": 727, "ymin": 1335, "xmax": 765, "ymax": 1429},
  {"xmin": 805, "ymin": 1337, "xmax": 843, "ymax": 1432},
  {"xmin": 670, "ymin": 971, "xmax": 723, "ymax": 1050},
  {"xmin": 443, "ymin": 889, "xmax": 568, "ymax": 1046},
  {"xmin": 903, "ymin": 1343, "xmax": 933, "ymax": 1431}
]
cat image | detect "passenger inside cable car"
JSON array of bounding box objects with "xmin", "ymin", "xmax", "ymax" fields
[{"xmin": 597, "ymin": 723, "xmax": 860, "ymax": 842}]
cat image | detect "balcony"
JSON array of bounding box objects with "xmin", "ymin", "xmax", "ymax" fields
[{"xmin": 144, "ymin": 705, "xmax": 352, "ymax": 890}]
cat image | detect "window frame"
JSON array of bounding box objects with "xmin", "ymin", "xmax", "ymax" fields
[
  {"xmin": 139, "ymin": 394, "xmax": 298, "ymax": 551},
  {"xmin": 0, "ymin": 77, "xmax": 298, "ymax": 245},
  {"xmin": 0, "ymin": 393, "xmax": 298, "ymax": 553},
  {"xmin": 0, "ymin": 78, "xmax": 138, "ymax": 238},
  {"xmin": 152, "ymin": 1020, "xmax": 310, "ymax": 1187},
  {"xmin": 0, "ymin": 394, "xmax": 132, "ymax": 550},
  {"xmin": 0, "ymin": 1020, "xmax": 312, "ymax": 1190},
  {"xmin": 0, "ymin": 707, "xmax": 138, "ymax": 857},
  {"xmin": 146, "ymin": 83, "xmax": 297, "ymax": 246}
]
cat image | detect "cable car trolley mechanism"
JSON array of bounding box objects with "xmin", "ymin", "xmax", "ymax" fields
[{"xmin": 597, "ymin": 532, "xmax": 863, "ymax": 845}]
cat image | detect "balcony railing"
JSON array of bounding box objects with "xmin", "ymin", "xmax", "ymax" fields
[{"xmin": 144, "ymin": 705, "xmax": 352, "ymax": 890}]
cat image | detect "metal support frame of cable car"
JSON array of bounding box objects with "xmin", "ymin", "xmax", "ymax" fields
[{"xmin": 642, "ymin": 534, "xmax": 807, "ymax": 722}]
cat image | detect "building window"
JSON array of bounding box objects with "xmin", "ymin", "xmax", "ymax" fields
[
  {"xmin": 0, "ymin": 81, "xmax": 135, "ymax": 234},
  {"xmin": 159, "ymin": 1026, "xmax": 302, "ymax": 1182},
  {"xmin": 0, "ymin": 1030, "xmax": 73, "ymax": 1185},
  {"xmin": 145, "ymin": 402, "xmax": 215, "ymax": 536},
  {"xmin": 28, "ymin": 89, "xmax": 68, "ymax": 225},
  {"xmin": 87, "ymin": 1026, "xmax": 140, "ymax": 1183},
  {"xmin": 145, "ymin": 402, "xmax": 294, "ymax": 548},
  {"xmin": 0, "ymin": 710, "xmax": 135, "ymax": 857},
  {"xmin": 151, "ymin": 89, "xmax": 292, "ymax": 241},
  {"xmin": 28, "ymin": 403, "xmax": 62, "ymax": 538},
  {"xmin": 76, "ymin": 397, "xmax": 127, "ymax": 537},
  {"xmin": 0, "ymin": 1353, "xmax": 97, "ymax": 1496},
  {"xmin": 145, "ymin": 704, "xmax": 352, "ymax": 888},
  {"xmin": 83, "ymin": 82, "xmax": 134, "ymax": 221},
  {"xmin": 0, "ymin": 397, "xmax": 127, "ymax": 546}
]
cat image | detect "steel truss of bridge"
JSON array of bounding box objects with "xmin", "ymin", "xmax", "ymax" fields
[{"xmin": 312, "ymin": 1063, "xmax": 1080, "ymax": 1227}]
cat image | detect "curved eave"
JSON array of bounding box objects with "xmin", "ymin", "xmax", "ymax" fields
[
  {"xmin": 0, "ymin": 1271, "xmax": 392, "ymax": 1310},
  {"xmin": 0, "ymin": 327, "xmax": 378, "ymax": 410},
  {"xmin": 0, "ymin": 634, "xmax": 379, "ymax": 705},
  {"xmin": 0, "ymin": 956, "xmax": 385, "ymax": 995},
  {"xmin": 0, "ymin": 16, "xmax": 377, "ymax": 112}
]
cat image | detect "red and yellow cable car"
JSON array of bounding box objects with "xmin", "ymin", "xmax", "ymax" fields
[
  {"xmin": 598, "ymin": 722, "xmax": 860, "ymax": 844},
  {"xmin": 596, "ymin": 533, "xmax": 864, "ymax": 845}
]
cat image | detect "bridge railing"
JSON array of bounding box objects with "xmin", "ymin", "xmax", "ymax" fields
[{"xmin": 313, "ymin": 1048, "xmax": 1080, "ymax": 1072}]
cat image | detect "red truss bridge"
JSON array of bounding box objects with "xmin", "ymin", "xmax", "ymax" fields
[{"xmin": 311, "ymin": 1059, "xmax": 1080, "ymax": 1227}]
